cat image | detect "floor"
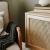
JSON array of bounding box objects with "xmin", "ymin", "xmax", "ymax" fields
[
  {"xmin": 23, "ymin": 42, "xmax": 45, "ymax": 50},
  {"xmin": 22, "ymin": 42, "xmax": 30, "ymax": 50}
]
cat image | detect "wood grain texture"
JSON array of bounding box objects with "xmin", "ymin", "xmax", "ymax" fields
[
  {"xmin": 31, "ymin": 45, "xmax": 46, "ymax": 50},
  {"xmin": 16, "ymin": 27, "xmax": 22, "ymax": 50},
  {"xmin": 25, "ymin": 12, "xmax": 50, "ymax": 50},
  {"xmin": 30, "ymin": 19, "xmax": 50, "ymax": 50}
]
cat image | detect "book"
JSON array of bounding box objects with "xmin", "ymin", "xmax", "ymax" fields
[
  {"xmin": 34, "ymin": 9, "xmax": 50, "ymax": 13},
  {"xmin": 34, "ymin": 7, "xmax": 50, "ymax": 10},
  {"xmin": 35, "ymin": 4, "xmax": 50, "ymax": 7},
  {"xmin": 34, "ymin": 4, "xmax": 50, "ymax": 10}
]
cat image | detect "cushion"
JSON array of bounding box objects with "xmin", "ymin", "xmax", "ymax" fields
[
  {"xmin": 6, "ymin": 43, "xmax": 20, "ymax": 50},
  {"xmin": 0, "ymin": 2, "xmax": 9, "ymax": 29},
  {"xmin": 0, "ymin": 11, "xmax": 9, "ymax": 38},
  {"xmin": 0, "ymin": 11, "xmax": 4, "ymax": 34},
  {"xmin": 0, "ymin": 31, "xmax": 9, "ymax": 39}
]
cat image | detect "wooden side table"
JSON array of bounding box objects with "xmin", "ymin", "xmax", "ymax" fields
[{"xmin": 25, "ymin": 11, "xmax": 50, "ymax": 50}]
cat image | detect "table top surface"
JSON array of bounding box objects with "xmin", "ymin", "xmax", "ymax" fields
[{"xmin": 25, "ymin": 11, "xmax": 50, "ymax": 17}]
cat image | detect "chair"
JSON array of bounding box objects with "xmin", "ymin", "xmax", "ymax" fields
[{"xmin": 0, "ymin": 1, "xmax": 22, "ymax": 50}]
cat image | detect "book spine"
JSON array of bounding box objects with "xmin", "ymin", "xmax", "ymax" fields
[
  {"xmin": 34, "ymin": 7, "xmax": 50, "ymax": 10},
  {"xmin": 34, "ymin": 9, "xmax": 50, "ymax": 13}
]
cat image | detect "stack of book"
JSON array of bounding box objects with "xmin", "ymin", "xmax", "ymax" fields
[{"xmin": 34, "ymin": 4, "xmax": 50, "ymax": 13}]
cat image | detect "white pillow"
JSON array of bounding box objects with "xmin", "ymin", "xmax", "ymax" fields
[
  {"xmin": 0, "ymin": 11, "xmax": 9, "ymax": 36},
  {"xmin": 0, "ymin": 11, "xmax": 4, "ymax": 34}
]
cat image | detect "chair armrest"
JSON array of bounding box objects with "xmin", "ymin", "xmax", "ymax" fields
[
  {"xmin": 16, "ymin": 27, "xmax": 22, "ymax": 50},
  {"xmin": 6, "ymin": 22, "xmax": 22, "ymax": 50},
  {"xmin": 6, "ymin": 22, "xmax": 18, "ymax": 43}
]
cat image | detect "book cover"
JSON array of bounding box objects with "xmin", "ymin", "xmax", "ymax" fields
[{"xmin": 34, "ymin": 9, "xmax": 50, "ymax": 13}]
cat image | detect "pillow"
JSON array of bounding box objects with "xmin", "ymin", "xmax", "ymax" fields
[
  {"xmin": 0, "ymin": 11, "xmax": 9, "ymax": 38},
  {"xmin": 0, "ymin": 31, "xmax": 9, "ymax": 39},
  {"xmin": 0, "ymin": 11, "xmax": 4, "ymax": 34}
]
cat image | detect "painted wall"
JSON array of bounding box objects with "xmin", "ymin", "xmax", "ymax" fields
[{"xmin": 0, "ymin": 0, "xmax": 38, "ymax": 42}]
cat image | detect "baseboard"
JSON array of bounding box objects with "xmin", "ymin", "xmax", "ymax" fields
[{"xmin": 26, "ymin": 43, "xmax": 46, "ymax": 50}]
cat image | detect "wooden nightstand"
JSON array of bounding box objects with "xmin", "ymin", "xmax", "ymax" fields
[{"xmin": 25, "ymin": 11, "xmax": 50, "ymax": 50}]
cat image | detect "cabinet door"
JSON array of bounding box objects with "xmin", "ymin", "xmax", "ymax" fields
[{"xmin": 25, "ymin": 14, "xmax": 50, "ymax": 50}]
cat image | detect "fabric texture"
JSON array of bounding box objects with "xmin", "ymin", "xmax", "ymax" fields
[
  {"xmin": 0, "ymin": 11, "xmax": 4, "ymax": 34},
  {"xmin": 0, "ymin": 2, "xmax": 20, "ymax": 50},
  {"xmin": 0, "ymin": 31, "xmax": 9, "ymax": 39},
  {"xmin": 0, "ymin": 22, "xmax": 18, "ymax": 50},
  {"xmin": 0, "ymin": 2, "xmax": 9, "ymax": 30},
  {"xmin": 0, "ymin": 11, "xmax": 9, "ymax": 38}
]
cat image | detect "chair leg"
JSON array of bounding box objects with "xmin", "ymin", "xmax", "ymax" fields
[{"xmin": 16, "ymin": 27, "xmax": 22, "ymax": 50}]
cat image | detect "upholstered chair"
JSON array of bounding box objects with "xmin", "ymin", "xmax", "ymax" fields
[{"xmin": 0, "ymin": 1, "xmax": 22, "ymax": 50}]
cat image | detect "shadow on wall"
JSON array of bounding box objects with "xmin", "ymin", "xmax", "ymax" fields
[
  {"xmin": 17, "ymin": 0, "xmax": 38, "ymax": 42},
  {"xmin": 18, "ymin": 0, "xmax": 38, "ymax": 42},
  {"xmin": 17, "ymin": 3, "xmax": 28, "ymax": 42}
]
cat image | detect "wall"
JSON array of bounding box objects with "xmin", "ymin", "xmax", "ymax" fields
[
  {"xmin": 0, "ymin": 0, "xmax": 38, "ymax": 42},
  {"xmin": 25, "ymin": 0, "xmax": 38, "ymax": 10}
]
